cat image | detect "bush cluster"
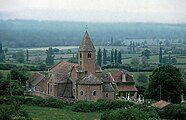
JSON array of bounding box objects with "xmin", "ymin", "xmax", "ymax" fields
[
  {"xmin": 0, "ymin": 63, "xmax": 48, "ymax": 71},
  {"xmin": 101, "ymin": 108, "xmax": 160, "ymax": 120},
  {"xmin": 159, "ymin": 104, "xmax": 186, "ymax": 120},
  {"xmin": 72, "ymin": 99, "xmax": 136, "ymax": 112},
  {"xmin": 0, "ymin": 103, "xmax": 31, "ymax": 120},
  {"xmin": 0, "ymin": 96, "xmax": 65, "ymax": 109}
]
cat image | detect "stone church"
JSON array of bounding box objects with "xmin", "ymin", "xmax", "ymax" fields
[{"xmin": 26, "ymin": 31, "xmax": 137, "ymax": 101}]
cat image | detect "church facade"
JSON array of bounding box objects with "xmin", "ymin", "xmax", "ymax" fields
[{"xmin": 26, "ymin": 31, "xmax": 137, "ymax": 101}]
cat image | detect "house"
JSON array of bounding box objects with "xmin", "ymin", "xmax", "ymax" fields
[
  {"xmin": 26, "ymin": 30, "xmax": 137, "ymax": 101},
  {"xmin": 151, "ymin": 100, "xmax": 171, "ymax": 109}
]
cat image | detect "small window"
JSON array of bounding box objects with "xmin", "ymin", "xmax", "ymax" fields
[
  {"xmin": 88, "ymin": 53, "xmax": 92, "ymax": 58},
  {"xmin": 80, "ymin": 91, "xmax": 83, "ymax": 95},
  {"xmin": 106, "ymin": 93, "xmax": 108, "ymax": 97},
  {"xmin": 50, "ymin": 85, "xmax": 52, "ymax": 92},
  {"xmin": 93, "ymin": 91, "xmax": 96, "ymax": 96},
  {"xmin": 80, "ymin": 53, "xmax": 82, "ymax": 58},
  {"xmin": 80, "ymin": 61, "xmax": 82, "ymax": 65}
]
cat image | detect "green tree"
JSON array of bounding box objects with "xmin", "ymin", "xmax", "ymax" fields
[
  {"xmin": 110, "ymin": 49, "xmax": 114, "ymax": 64},
  {"xmin": 16, "ymin": 50, "xmax": 25, "ymax": 63},
  {"xmin": 117, "ymin": 51, "xmax": 122, "ymax": 64},
  {"xmin": 159, "ymin": 42, "xmax": 163, "ymax": 64},
  {"xmin": 137, "ymin": 74, "xmax": 148, "ymax": 83},
  {"xmin": 103, "ymin": 48, "xmax": 107, "ymax": 65},
  {"xmin": 9, "ymin": 67, "xmax": 29, "ymax": 85},
  {"xmin": 46, "ymin": 47, "xmax": 55, "ymax": 65},
  {"xmin": 146, "ymin": 65, "xmax": 184, "ymax": 103},
  {"xmin": 0, "ymin": 42, "xmax": 5, "ymax": 62},
  {"xmin": 26, "ymin": 49, "xmax": 29, "ymax": 63},
  {"xmin": 97, "ymin": 48, "xmax": 102, "ymax": 66},
  {"xmin": 142, "ymin": 49, "xmax": 151, "ymax": 59},
  {"xmin": 114, "ymin": 49, "xmax": 117, "ymax": 64},
  {"xmin": 131, "ymin": 57, "xmax": 140, "ymax": 65},
  {"xmin": 132, "ymin": 41, "xmax": 135, "ymax": 53}
]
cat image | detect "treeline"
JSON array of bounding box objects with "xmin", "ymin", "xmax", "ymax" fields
[{"xmin": 1, "ymin": 20, "xmax": 186, "ymax": 47}]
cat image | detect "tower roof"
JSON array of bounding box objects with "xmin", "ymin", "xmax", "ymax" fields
[{"xmin": 78, "ymin": 31, "xmax": 96, "ymax": 52}]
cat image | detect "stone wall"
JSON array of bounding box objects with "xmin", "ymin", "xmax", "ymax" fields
[{"xmin": 77, "ymin": 84, "xmax": 102, "ymax": 100}]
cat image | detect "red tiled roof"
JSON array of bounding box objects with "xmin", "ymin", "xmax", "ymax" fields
[
  {"xmin": 117, "ymin": 85, "xmax": 137, "ymax": 92},
  {"xmin": 78, "ymin": 73, "xmax": 103, "ymax": 85},
  {"xmin": 151, "ymin": 100, "xmax": 171, "ymax": 109},
  {"xmin": 28, "ymin": 72, "xmax": 45, "ymax": 86},
  {"xmin": 111, "ymin": 70, "xmax": 134, "ymax": 83},
  {"xmin": 78, "ymin": 31, "xmax": 96, "ymax": 52},
  {"xmin": 49, "ymin": 61, "xmax": 77, "ymax": 73}
]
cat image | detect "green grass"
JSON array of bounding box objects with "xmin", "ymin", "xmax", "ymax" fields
[
  {"xmin": 24, "ymin": 105, "xmax": 101, "ymax": 120},
  {"xmin": 128, "ymin": 72, "xmax": 152, "ymax": 81}
]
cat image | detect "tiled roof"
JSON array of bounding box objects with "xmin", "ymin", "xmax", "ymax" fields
[
  {"xmin": 78, "ymin": 73, "xmax": 103, "ymax": 85},
  {"xmin": 111, "ymin": 70, "xmax": 134, "ymax": 83},
  {"xmin": 78, "ymin": 31, "xmax": 96, "ymax": 52},
  {"xmin": 117, "ymin": 85, "xmax": 137, "ymax": 92},
  {"xmin": 49, "ymin": 61, "xmax": 77, "ymax": 73},
  {"xmin": 102, "ymin": 83, "xmax": 115, "ymax": 92},
  {"xmin": 100, "ymin": 73, "xmax": 114, "ymax": 83},
  {"xmin": 28, "ymin": 72, "xmax": 45, "ymax": 86},
  {"xmin": 151, "ymin": 100, "xmax": 171, "ymax": 109},
  {"xmin": 52, "ymin": 73, "xmax": 72, "ymax": 83}
]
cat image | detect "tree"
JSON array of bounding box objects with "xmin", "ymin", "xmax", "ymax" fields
[
  {"xmin": 159, "ymin": 42, "xmax": 163, "ymax": 64},
  {"xmin": 0, "ymin": 42, "xmax": 5, "ymax": 62},
  {"xmin": 142, "ymin": 49, "xmax": 151, "ymax": 59},
  {"xmin": 97, "ymin": 48, "xmax": 102, "ymax": 66},
  {"xmin": 146, "ymin": 65, "xmax": 184, "ymax": 103},
  {"xmin": 16, "ymin": 50, "xmax": 25, "ymax": 63},
  {"xmin": 9, "ymin": 67, "xmax": 29, "ymax": 85},
  {"xmin": 103, "ymin": 48, "xmax": 107, "ymax": 65},
  {"xmin": 137, "ymin": 74, "xmax": 148, "ymax": 83},
  {"xmin": 110, "ymin": 49, "xmax": 114, "ymax": 64},
  {"xmin": 114, "ymin": 49, "xmax": 117, "ymax": 64},
  {"xmin": 46, "ymin": 47, "xmax": 55, "ymax": 65},
  {"xmin": 132, "ymin": 41, "xmax": 135, "ymax": 53},
  {"xmin": 131, "ymin": 57, "xmax": 140, "ymax": 65},
  {"xmin": 26, "ymin": 49, "xmax": 29, "ymax": 63},
  {"xmin": 141, "ymin": 56, "xmax": 148, "ymax": 65},
  {"xmin": 117, "ymin": 51, "xmax": 122, "ymax": 64}
]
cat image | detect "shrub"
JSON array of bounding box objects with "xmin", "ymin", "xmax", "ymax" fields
[
  {"xmin": 0, "ymin": 103, "xmax": 31, "ymax": 120},
  {"xmin": 0, "ymin": 96, "xmax": 65, "ymax": 109},
  {"xmin": 159, "ymin": 104, "xmax": 186, "ymax": 120},
  {"xmin": 72, "ymin": 99, "xmax": 137, "ymax": 112},
  {"xmin": 101, "ymin": 108, "xmax": 160, "ymax": 120}
]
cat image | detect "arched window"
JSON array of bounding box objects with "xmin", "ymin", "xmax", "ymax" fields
[
  {"xmin": 80, "ymin": 91, "xmax": 83, "ymax": 95},
  {"xmin": 88, "ymin": 53, "xmax": 92, "ymax": 58},
  {"xmin": 106, "ymin": 93, "xmax": 108, "ymax": 97},
  {"xmin": 93, "ymin": 91, "xmax": 96, "ymax": 96},
  {"xmin": 80, "ymin": 53, "xmax": 82, "ymax": 58}
]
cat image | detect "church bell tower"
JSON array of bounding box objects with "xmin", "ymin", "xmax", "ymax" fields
[{"xmin": 78, "ymin": 31, "xmax": 96, "ymax": 73}]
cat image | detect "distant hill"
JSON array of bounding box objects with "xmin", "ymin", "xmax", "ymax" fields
[{"xmin": 0, "ymin": 19, "xmax": 186, "ymax": 47}]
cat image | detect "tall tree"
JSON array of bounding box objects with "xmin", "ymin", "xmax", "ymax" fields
[
  {"xmin": 26, "ymin": 49, "xmax": 29, "ymax": 63},
  {"xmin": 142, "ymin": 49, "xmax": 151, "ymax": 59},
  {"xmin": 146, "ymin": 65, "xmax": 184, "ymax": 103},
  {"xmin": 159, "ymin": 42, "xmax": 163, "ymax": 64},
  {"xmin": 111, "ymin": 49, "xmax": 114, "ymax": 64},
  {"xmin": 103, "ymin": 48, "xmax": 107, "ymax": 65},
  {"xmin": 132, "ymin": 41, "xmax": 135, "ymax": 53},
  {"xmin": 0, "ymin": 42, "xmax": 5, "ymax": 62},
  {"xmin": 97, "ymin": 48, "xmax": 102, "ymax": 66},
  {"xmin": 117, "ymin": 51, "xmax": 122, "ymax": 64},
  {"xmin": 0, "ymin": 42, "xmax": 3, "ymax": 53},
  {"xmin": 129, "ymin": 41, "xmax": 132, "ymax": 53},
  {"xmin": 114, "ymin": 49, "xmax": 117, "ymax": 64},
  {"xmin": 46, "ymin": 47, "xmax": 55, "ymax": 65},
  {"xmin": 16, "ymin": 50, "xmax": 25, "ymax": 63}
]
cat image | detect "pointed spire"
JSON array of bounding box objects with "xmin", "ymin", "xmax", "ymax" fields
[{"xmin": 78, "ymin": 31, "xmax": 96, "ymax": 52}]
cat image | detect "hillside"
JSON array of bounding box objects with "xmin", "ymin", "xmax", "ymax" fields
[{"xmin": 0, "ymin": 19, "xmax": 186, "ymax": 47}]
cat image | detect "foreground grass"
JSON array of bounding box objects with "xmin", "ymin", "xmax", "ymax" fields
[{"xmin": 24, "ymin": 105, "xmax": 101, "ymax": 120}]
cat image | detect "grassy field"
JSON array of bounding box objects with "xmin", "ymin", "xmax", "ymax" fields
[{"xmin": 25, "ymin": 105, "xmax": 101, "ymax": 120}]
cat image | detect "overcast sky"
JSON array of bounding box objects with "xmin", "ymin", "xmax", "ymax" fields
[{"xmin": 0, "ymin": 0, "xmax": 185, "ymax": 23}]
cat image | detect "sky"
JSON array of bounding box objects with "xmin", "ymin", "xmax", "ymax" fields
[{"xmin": 0, "ymin": 0, "xmax": 186, "ymax": 23}]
